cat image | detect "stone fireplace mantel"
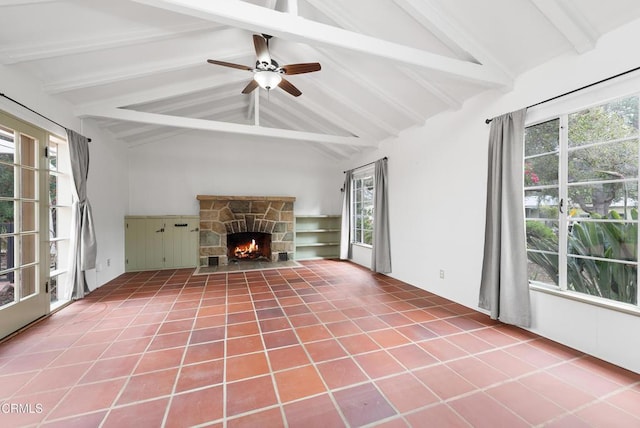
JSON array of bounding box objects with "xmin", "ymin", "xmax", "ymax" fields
[{"xmin": 197, "ymin": 195, "xmax": 295, "ymax": 266}]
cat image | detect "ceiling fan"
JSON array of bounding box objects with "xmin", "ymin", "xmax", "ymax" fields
[{"xmin": 207, "ymin": 34, "xmax": 321, "ymax": 97}]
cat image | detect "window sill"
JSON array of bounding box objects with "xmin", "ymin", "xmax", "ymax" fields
[{"xmin": 529, "ymin": 282, "xmax": 640, "ymax": 317}]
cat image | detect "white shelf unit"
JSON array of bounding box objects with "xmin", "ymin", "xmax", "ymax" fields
[{"xmin": 295, "ymin": 215, "xmax": 341, "ymax": 260}]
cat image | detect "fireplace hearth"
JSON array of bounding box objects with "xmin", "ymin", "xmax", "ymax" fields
[{"xmin": 197, "ymin": 195, "xmax": 295, "ymax": 266}]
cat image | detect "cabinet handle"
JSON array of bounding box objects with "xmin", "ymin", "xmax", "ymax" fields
[
  {"xmin": 156, "ymin": 228, "xmax": 164, "ymax": 233},
  {"xmin": 190, "ymin": 228, "xmax": 199, "ymax": 232},
  {"xmin": 175, "ymin": 223, "xmax": 188, "ymax": 227}
]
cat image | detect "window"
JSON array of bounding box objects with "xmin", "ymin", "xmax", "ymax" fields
[
  {"xmin": 525, "ymin": 94, "xmax": 639, "ymax": 307},
  {"xmin": 48, "ymin": 135, "xmax": 71, "ymax": 306},
  {"xmin": 351, "ymin": 169, "xmax": 374, "ymax": 246}
]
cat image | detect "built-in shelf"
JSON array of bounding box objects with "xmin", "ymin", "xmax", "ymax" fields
[{"xmin": 295, "ymin": 215, "xmax": 341, "ymax": 260}]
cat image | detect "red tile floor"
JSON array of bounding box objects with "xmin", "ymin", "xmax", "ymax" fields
[{"xmin": 0, "ymin": 260, "xmax": 639, "ymax": 427}]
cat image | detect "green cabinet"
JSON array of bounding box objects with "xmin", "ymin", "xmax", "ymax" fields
[
  {"xmin": 125, "ymin": 216, "xmax": 199, "ymax": 272},
  {"xmin": 295, "ymin": 215, "xmax": 341, "ymax": 260}
]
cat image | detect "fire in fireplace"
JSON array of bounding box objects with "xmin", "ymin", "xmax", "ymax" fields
[{"xmin": 227, "ymin": 232, "xmax": 271, "ymax": 261}]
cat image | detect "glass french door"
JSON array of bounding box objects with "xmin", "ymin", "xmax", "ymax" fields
[{"xmin": 0, "ymin": 111, "xmax": 49, "ymax": 339}]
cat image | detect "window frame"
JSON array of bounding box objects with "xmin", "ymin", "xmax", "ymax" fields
[
  {"xmin": 524, "ymin": 87, "xmax": 640, "ymax": 314},
  {"xmin": 350, "ymin": 167, "xmax": 375, "ymax": 248}
]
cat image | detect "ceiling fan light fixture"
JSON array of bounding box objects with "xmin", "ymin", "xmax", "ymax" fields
[{"xmin": 254, "ymin": 71, "xmax": 282, "ymax": 90}]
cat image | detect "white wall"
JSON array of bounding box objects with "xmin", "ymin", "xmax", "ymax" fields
[
  {"xmin": 0, "ymin": 65, "xmax": 129, "ymax": 290},
  {"xmin": 127, "ymin": 131, "xmax": 344, "ymax": 216},
  {"xmin": 343, "ymin": 19, "xmax": 640, "ymax": 373}
]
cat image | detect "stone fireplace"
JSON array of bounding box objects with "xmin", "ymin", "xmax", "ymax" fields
[{"xmin": 197, "ymin": 195, "xmax": 295, "ymax": 266}]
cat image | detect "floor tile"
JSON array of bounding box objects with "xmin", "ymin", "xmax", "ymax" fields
[
  {"xmin": 46, "ymin": 378, "xmax": 126, "ymax": 420},
  {"xmin": 175, "ymin": 359, "xmax": 224, "ymax": 392},
  {"xmin": 165, "ymin": 386, "xmax": 223, "ymax": 428},
  {"xmin": 228, "ymin": 407, "xmax": 284, "ymax": 428},
  {"xmin": 79, "ymin": 354, "xmax": 140, "ymax": 384},
  {"xmin": 117, "ymin": 367, "xmax": 178, "ymax": 404},
  {"xmin": 354, "ymin": 350, "xmax": 405, "ymax": 379},
  {"xmin": 375, "ymin": 373, "xmax": 439, "ymax": 412},
  {"xmin": 274, "ymin": 365, "xmax": 326, "ymax": 402},
  {"xmin": 449, "ymin": 391, "xmax": 529, "ymax": 428},
  {"xmin": 283, "ymin": 394, "xmax": 345, "ymax": 428},
  {"xmin": 486, "ymin": 380, "xmax": 566, "ymax": 425},
  {"xmin": 268, "ymin": 344, "xmax": 310, "ymax": 372},
  {"xmin": 404, "ymin": 403, "xmax": 469, "ymax": 428},
  {"xmin": 317, "ymin": 357, "xmax": 368, "ymax": 389},
  {"xmin": 226, "ymin": 375, "xmax": 278, "ymax": 417},
  {"xmin": 226, "ymin": 352, "xmax": 270, "ymax": 382},
  {"xmin": 333, "ymin": 383, "xmax": 397, "ymax": 427},
  {"xmin": 102, "ymin": 397, "xmax": 169, "ymax": 428}
]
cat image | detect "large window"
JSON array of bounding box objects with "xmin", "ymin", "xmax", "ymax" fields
[
  {"xmin": 351, "ymin": 169, "xmax": 374, "ymax": 246},
  {"xmin": 525, "ymin": 94, "xmax": 639, "ymax": 307}
]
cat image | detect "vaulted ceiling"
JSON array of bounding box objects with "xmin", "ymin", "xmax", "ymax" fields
[{"xmin": 2, "ymin": 0, "xmax": 640, "ymax": 158}]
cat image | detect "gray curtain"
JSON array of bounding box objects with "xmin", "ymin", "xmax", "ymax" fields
[
  {"xmin": 479, "ymin": 109, "xmax": 531, "ymax": 327},
  {"xmin": 372, "ymin": 158, "xmax": 391, "ymax": 273},
  {"xmin": 64, "ymin": 129, "xmax": 97, "ymax": 300},
  {"xmin": 339, "ymin": 170, "xmax": 352, "ymax": 260}
]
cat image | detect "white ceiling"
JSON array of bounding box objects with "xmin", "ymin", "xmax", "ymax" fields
[{"xmin": 2, "ymin": 0, "xmax": 640, "ymax": 158}]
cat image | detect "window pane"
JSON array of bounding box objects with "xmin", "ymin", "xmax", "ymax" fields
[
  {"xmin": 48, "ymin": 142, "xmax": 58, "ymax": 172},
  {"xmin": 568, "ymin": 182, "xmax": 638, "ymax": 218},
  {"xmin": 569, "ymin": 96, "xmax": 639, "ymax": 148},
  {"xmin": 525, "ymin": 188, "xmax": 559, "ymax": 219},
  {"xmin": 525, "ymin": 154, "xmax": 559, "ymax": 186},
  {"xmin": 525, "ymin": 119, "xmax": 560, "ymax": 156},
  {"xmin": 567, "ymin": 256, "xmax": 637, "ymax": 305},
  {"xmin": 568, "ymin": 140, "xmax": 638, "ymax": 183},
  {"xmin": 527, "ymin": 251, "xmax": 559, "ymax": 285}
]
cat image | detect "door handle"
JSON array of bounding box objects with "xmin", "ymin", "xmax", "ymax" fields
[{"xmin": 559, "ymin": 198, "xmax": 564, "ymax": 214}]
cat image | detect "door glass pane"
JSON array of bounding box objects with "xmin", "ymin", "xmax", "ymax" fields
[
  {"xmin": 0, "ymin": 275, "xmax": 14, "ymax": 308},
  {"xmin": 0, "ymin": 235, "xmax": 15, "ymax": 271},
  {"xmin": 19, "ymin": 265, "xmax": 37, "ymax": 298},
  {"xmin": 21, "ymin": 167, "xmax": 36, "ymax": 199},
  {"xmin": 21, "ymin": 201, "xmax": 36, "ymax": 232},
  {"xmin": 21, "ymin": 234, "xmax": 37, "ymax": 265},
  {"xmin": 0, "ymin": 164, "xmax": 14, "ymax": 197},
  {"xmin": 0, "ymin": 201, "xmax": 14, "ymax": 226},
  {"xmin": 20, "ymin": 134, "xmax": 36, "ymax": 168}
]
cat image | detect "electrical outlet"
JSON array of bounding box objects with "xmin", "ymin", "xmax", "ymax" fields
[
  {"xmin": 107, "ymin": 258, "xmax": 111, "ymax": 267},
  {"xmin": 439, "ymin": 269, "xmax": 445, "ymax": 279}
]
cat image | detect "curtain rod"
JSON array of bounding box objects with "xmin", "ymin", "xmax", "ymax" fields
[
  {"xmin": 343, "ymin": 156, "xmax": 387, "ymax": 174},
  {"xmin": 0, "ymin": 92, "xmax": 92, "ymax": 142},
  {"xmin": 485, "ymin": 64, "xmax": 640, "ymax": 124}
]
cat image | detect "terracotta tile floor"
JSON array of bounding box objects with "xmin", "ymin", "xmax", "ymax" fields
[{"xmin": 1, "ymin": 260, "xmax": 639, "ymax": 427}]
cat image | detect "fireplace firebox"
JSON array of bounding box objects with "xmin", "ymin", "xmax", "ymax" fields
[{"xmin": 227, "ymin": 232, "xmax": 271, "ymax": 262}]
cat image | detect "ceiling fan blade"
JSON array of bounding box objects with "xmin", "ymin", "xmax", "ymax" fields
[
  {"xmin": 278, "ymin": 78, "xmax": 302, "ymax": 97},
  {"xmin": 253, "ymin": 34, "xmax": 271, "ymax": 66},
  {"xmin": 241, "ymin": 79, "xmax": 259, "ymax": 94},
  {"xmin": 207, "ymin": 59, "xmax": 253, "ymax": 71},
  {"xmin": 281, "ymin": 62, "xmax": 321, "ymax": 75}
]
